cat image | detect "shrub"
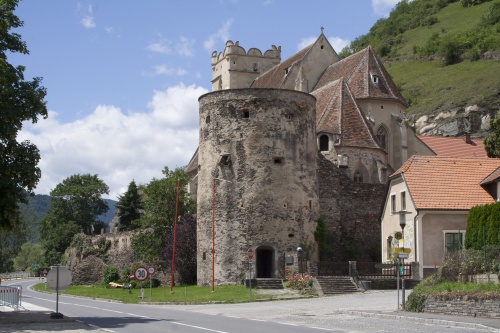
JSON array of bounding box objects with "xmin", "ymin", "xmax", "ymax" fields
[
  {"xmin": 102, "ymin": 265, "xmax": 120, "ymax": 284},
  {"xmin": 285, "ymin": 271, "xmax": 313, "ymax": 290},
  {"xmin": 405, "ymin": 288, "xmax": 427, "ymax": 312}
]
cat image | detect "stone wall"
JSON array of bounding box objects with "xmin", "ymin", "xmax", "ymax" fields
[{"xmin": 424, "ymin": 297, "xmax": 500, "ymax": 319}]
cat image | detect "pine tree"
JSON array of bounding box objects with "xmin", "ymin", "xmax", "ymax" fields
[{"xmin": 116, "ymin": 180, "xmax": 142, "ymax": 231}]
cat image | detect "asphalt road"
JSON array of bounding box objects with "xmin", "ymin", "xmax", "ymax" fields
[{"xmin": 7, "ymin": 279, "xmax": 499, "ymax": 333}]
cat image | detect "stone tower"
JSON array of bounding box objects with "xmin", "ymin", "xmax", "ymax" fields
[
  {"xmin": 196, "ymin": 88, "xmax": 319, "ymax": 285},
  {"xmin": 211, "ymin": 40, "xmax": 281, "ymax": 91}
]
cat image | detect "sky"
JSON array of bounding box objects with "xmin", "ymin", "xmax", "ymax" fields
[{"xmin": 12, "ymin": 0, "xmax": 400, "ymax": 200}]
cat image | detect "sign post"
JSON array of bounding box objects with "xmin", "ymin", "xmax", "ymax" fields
[
  {"xmin": 47, "ymin": 265, "xmax": 72, "ymax": 319},
  {"xmin": 148, "ymin": 267, "xmax": 155, "ymax": 298},
  {"xmin": 247, "ymin": 249, "xmax": 254, "ymax": 297}
]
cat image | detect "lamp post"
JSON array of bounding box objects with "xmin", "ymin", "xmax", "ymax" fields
[
  {"xmin": 399, "ymin": 210, "xmax": 410, "ymax": 309},
  {"xmin": 297, "ymin": 247, "xmax": 303, "ymax": 274}
]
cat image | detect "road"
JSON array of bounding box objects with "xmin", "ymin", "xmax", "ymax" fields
[{"xmin": 7, "ymin": 279, "xmax": 497, "ymax": 333}]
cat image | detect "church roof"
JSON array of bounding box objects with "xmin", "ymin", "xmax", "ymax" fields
[
  {"xmin": 391, "ymin": 155, "xmax": 500, "ymax": 210},
  {"xmin": 251, "ymin": 43, "xmax": 313, "ymax": 89},
  {"xmin": 313, "ymin": 46, "xmax": 407, "ymax": 106},
  {"xmin": 312, "ymin": 79, "xmax": 382, "ymax": 149}
]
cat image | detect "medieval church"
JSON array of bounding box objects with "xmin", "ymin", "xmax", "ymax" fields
[{"xmin": 185, "ymin": 30, "xmax": 434, "ymax": 286}]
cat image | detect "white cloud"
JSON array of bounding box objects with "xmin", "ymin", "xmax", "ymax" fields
[
  {"xmin": 177, "ymin": 36, "xmax": 195, "ymax": 57},
  {"xmin": 372, "ymin": 0, "xmax": 400, "ymax": 17},
  {"xmin": 297, "ymin": 36, "xmax": 350, "ymax": 53},
  {"xmin": 203, "ymin": 19, "xmax": 233, "ymax": 52},
  {"xmin": 328, "ymin": 36, "xmax": 350, "ymax": 53},
  {"xmin": 18, "ymin": 83, "xmax": 207, "ymax": 200},
  {"xmin": 153, "ymin": 65, "xmax": 188, "ymax": 76},
  {"xmin": 77, "ymin": 3, "xmax": 96, "ymax": 29},
  {"xmin": 147, "ymin": 38, "xmax": 172, "ymax": 55}
]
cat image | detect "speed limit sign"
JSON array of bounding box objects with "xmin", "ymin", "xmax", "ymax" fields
[{"xmin": 134, "ymin": 266, "xmax": 149, "ymax": 281}]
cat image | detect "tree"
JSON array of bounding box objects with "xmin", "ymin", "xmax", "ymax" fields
[
  {"xmin": 0, "ymin": 210, "xmax": 33, "ymax": 272},
  {"xmin": 39, "ymin": 174, "xmax": 109, "ymax": 264},
  {"xmin": 132, "ymin": 167, "xmax": 194, "ymax": 262},
  {"xmin": 14, "ymin": 242, "xmax": 45, "ymax": 270},
  {"xmin": 0, "ymin": 0, "xmax": 48, "ymax": 231},
  {"xmin": 484, "ymin": 110, "xmax": 500, "ymax": 158},
  {"xmin": 116, "ymin": 180, "xmax": 142, "ymax": 231}
]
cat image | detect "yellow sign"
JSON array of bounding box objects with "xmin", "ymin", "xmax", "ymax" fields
[
  {"xmin": 394, "ymin": 232, "xmax": 402, "ymax": 240},
  {"xmin": 395, "ymin": 247, "xmax": 411, "ymax": 253}
]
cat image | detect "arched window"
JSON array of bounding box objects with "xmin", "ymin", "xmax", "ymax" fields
[
  {"xmin": 377, "ymin": 126, "xmax": 387, "ymax": 150},
  {"xmin": 354, "ymin": 170, "xmax": 363, "ymax": 183},
  {"xmin": 319, "ymin": 135, "xmax": 329, "ymax": 151}
]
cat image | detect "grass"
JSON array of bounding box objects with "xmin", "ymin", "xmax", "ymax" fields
[
  {"xmin": 398, "ymin": 1, "xmax": 494, "ymax": 57},
  {"xmin": 385, "ymin": 59, "xmax": 500, "ymax": 116},
  {"xmin": 31, "ymin": 283, "xmax": 290, "ymax": 304}
]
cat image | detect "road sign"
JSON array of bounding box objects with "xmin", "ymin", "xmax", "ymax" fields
[
  {"xmin": 398, "ymin": 253, "xmax": 409, "ymax": 259},
  {"xmin": 394, "ymin": 232, "xmax": 402, "ymax": 240},
  {"xmin": 247, "ymin": 248, "xmax": 254, "ymax": 260},
  {"xmin": 134, "ymin": 266, "xmax": 149, "ymax": 281},
  {"xmin": 148, "ymin": 267, "xmax": 155, "ymax": 274},
  {"xmin": 47, "ymin": 266, "xmax": 72, "ymax": 291},
  {"xmin": 394, "ymin": 247, "xmax": 411, "ymax": 253}
]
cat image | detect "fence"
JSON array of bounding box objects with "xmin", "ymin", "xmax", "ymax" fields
[
  {"xmin": 356, "ymin": 262, "xmax": 412, "ymax": 279},
  {"xmin": 0, "ymin": 272, "xmax": 34, "ymax": 280},
  {"xmin": 317, "ymin": 261, "xmax": 350, "ymax": 276},
  {"xmin": 0, "ymin": 285, "xmax": 22, "ymax": 309}
]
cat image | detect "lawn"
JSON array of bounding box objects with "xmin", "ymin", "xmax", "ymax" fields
[{"xmin": 31, "ymin": 283, "xmax": 292, "ymax": 304}]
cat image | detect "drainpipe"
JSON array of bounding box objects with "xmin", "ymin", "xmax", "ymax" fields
[{"xmin": 413, "ymin": 210, "xmax": 419, "ymax": 279}]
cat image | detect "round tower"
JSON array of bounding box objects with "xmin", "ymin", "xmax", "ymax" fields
[{"xmin": 197, "ymin": 88, "xmax": 319, "ymax": 286}]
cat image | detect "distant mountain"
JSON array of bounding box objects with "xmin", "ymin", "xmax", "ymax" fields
[{"xmin": 20, "ymin": 194, "xmax": 117, "ymax": 226}]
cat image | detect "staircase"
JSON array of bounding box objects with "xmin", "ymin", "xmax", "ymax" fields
[
  {"xmin": 251, "ymin": 278, "xmax": 284, "ymax": 289},
  {"xmin": 315, "ymin": 276, "xmax": 360, "ymax": 295}
]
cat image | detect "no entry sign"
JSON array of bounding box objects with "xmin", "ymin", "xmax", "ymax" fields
[{"xmin": 247, "ymin": 248, "xmax": 254, "ymax": 260}]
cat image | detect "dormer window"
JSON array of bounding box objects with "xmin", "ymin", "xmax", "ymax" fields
[
  {"xmin": 285, "ymin": 67, "xmax": 289, "ymax": 75},
  {"xmin": 371, "ymin": 74, "xmax": 379, "ymax": 83},
  {"xmin": 319, "ymin": 134, "xmax": 329, "ymax": 152}
]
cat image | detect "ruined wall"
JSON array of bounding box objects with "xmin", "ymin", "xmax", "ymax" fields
[{"xmin": 197, "ymin": 89, "xmax": 319, "ymax": 285}]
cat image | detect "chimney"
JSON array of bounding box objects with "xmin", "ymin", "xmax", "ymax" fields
[{"xmin": 464, "ymin": 131, "xmax": 472, "ymax": 144}]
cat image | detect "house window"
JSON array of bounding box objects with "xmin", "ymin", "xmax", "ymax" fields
[
  {"xmin": 319, "ymin": 135, "xmax": 329, "ymax": 151},
  {"xmin": 444, "ymin": 232, "xmax": 464, "ymax": 253},
  {"xmin": 354, "ymin": 170, "xmax": 363, "ymax": 183},
  {"xmin": 401, "ymin": 191, "xmax": 406, "ymax": 211},
  {"xmin": 391, "ymin": 194, "xmax": 396, "ymax": 213}
]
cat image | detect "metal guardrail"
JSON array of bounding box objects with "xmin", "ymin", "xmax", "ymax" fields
[
  {"xmin": 0, "ymin": 285, "xmax": 22, "ymax": 309},
  {"xmin": 0, "ymin": 272, "xmax": 34, "ymax": 280}
]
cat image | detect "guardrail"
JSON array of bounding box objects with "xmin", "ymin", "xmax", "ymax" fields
[
  {"xmin": 0, "ymin": 272, "xmax": 34, "ymax": 280},
  {"xmin": 0, "ymin": 285, "xmax": 22, "ymax": 309}
]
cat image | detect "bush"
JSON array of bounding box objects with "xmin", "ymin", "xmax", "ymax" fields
[
  {"xmin": 405, "ymin": 289, "xmax": 427, "ymax": 312},
  {"xmin": 284, "ymin": 271, "xmax": 313, "ymax": 290},
  {"xmin": 438, "ymin": 249, "xmax": 483, "ymax": 281},
  {"xmin": 102, "ymin": 265, "xmax": 120, "ymax": 284}
]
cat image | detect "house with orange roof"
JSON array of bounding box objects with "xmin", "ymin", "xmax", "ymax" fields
[
  {"xmin": 418, "ymin": 133, "xmax": 487, "ymax": 158},
  {"xmin": 381, "ymin": 155, "xmax": 500, "ymax": 279}
]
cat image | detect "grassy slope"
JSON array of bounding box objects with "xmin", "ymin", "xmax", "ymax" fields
[{"xmin": 382, "ymin": 1, "xmax": 500, "ymax": 117}]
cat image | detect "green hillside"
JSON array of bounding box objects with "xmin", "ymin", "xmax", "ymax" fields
[{"xmin": 344, "ymin": 0, "xmax": 500, "ymax": 127}]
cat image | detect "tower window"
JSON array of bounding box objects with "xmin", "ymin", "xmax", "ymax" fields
[
  {"xmin": 377, "ymin": 127, "xmax": 387, "ymax": 150},
  {"xmin": 243, "ymin": 111, "xmax": 250, "ymax": 118},
  {"xmin": 354, "ymin": 170, "xmax": 363, "ymax": 183},
  {"xmin": 274, "ymin": 157, "xmax": 283, "ymax": 164},
  {"xmin": 206, "ymin": 115, "xmax": 210, "ymax": 124},
  {"xmin": 319, "ymin": 134, "xmax": 329, "ymax": 151},
  {"xmin": 321, "ymin": 45, "xmax": 324, "ymax": 49},
  {"xmin": 253, "ymin": 63, "xmax": 258, "ymax": 72},
  {"xmin": 381, "ymin": 105, "xmax": 384, "ymax": 109}
]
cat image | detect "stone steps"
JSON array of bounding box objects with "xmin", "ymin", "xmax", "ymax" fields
[
  {"xmin": 316, "ymin": 276, "xmax": 359, "ymax": 295},
  {"xmin": 246, "ymin": 278, "xmax": 284, "ymax": 289}
]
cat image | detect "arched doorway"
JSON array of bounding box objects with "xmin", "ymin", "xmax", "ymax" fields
[{"xmin": 256, "ymin": 246, "xmax": 274, "ymax": 278}]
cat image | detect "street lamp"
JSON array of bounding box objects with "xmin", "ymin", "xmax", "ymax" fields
[
  {"xmin": 297, "ymin": 247, "xmax": 303, "ymax": 274},
  {"xmin": 398, "ymin": 210, "xmax": 410, "ymax": 309}
]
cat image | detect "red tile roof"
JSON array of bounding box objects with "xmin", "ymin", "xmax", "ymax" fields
[
  {"xmin": 313, "ymin": 46, "xmax": 407, "ymax": 106},
  {"xmin": 418, "ymin": 135, "xmax": 487, "ymax": 158},
  {"xmin": 312, "ymin": 79, "xmax": 381, "ymax": 149},
  {"xmin": 391, "ymin": 155, "xmax": 500, "ymax": 210}
]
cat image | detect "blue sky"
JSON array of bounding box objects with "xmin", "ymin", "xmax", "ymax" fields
[{"xmin": 13, "ymin": 0, "xmax": 399, "ymax": 199}]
